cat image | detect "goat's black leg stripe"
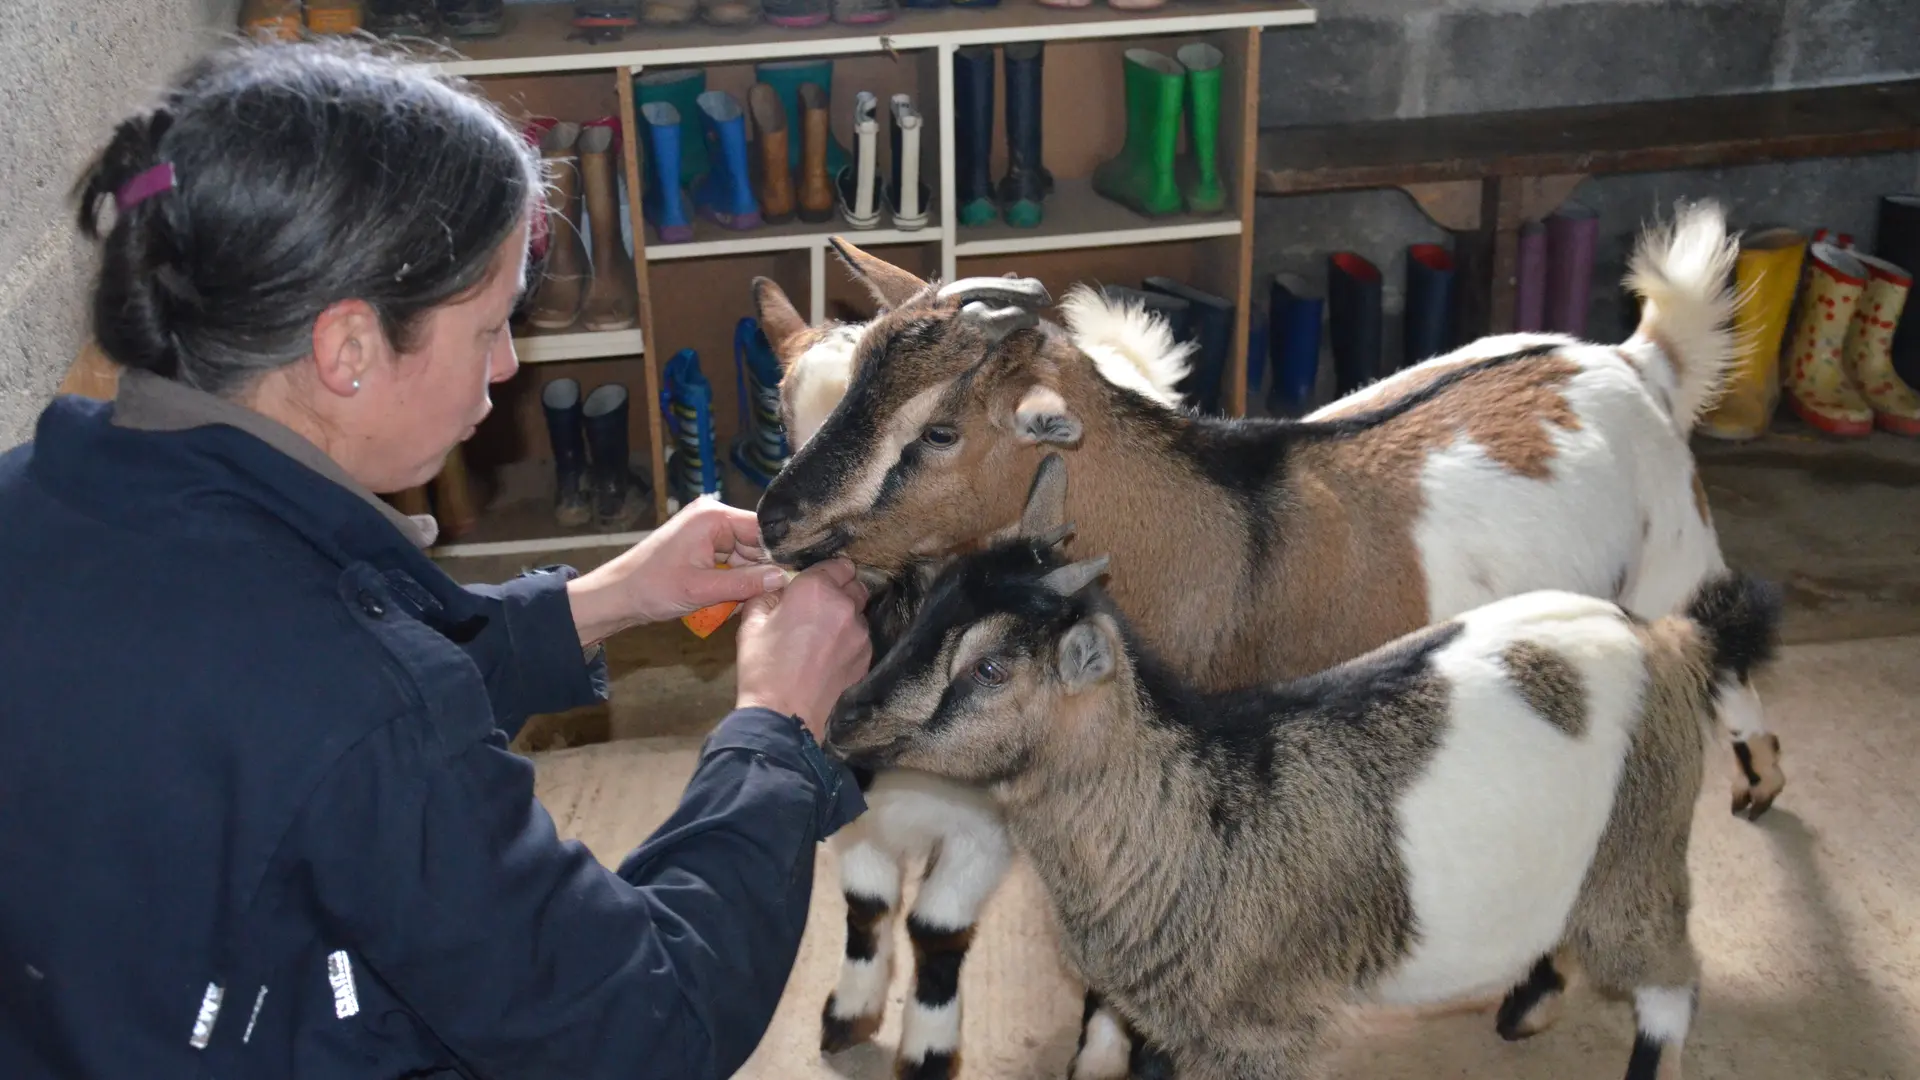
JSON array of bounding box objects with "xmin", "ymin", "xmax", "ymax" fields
[
  {"xmin": 1624, "ymin": 1033, "xmax": 1664, "ymax": 1080},
  {"xmin": 1732, "ymin": 740, "xmax": 1762, "ymax": 787},
  {"xmin": 844, "ymin": 893, "xmax": 889, "ymax": 962},
  {"xmin": 1497, "ymin": 953, "xmax": 1566, "ymax": 1041},
  {"xmin": 906, "ymin": 914, "xmax": 974, "ymax": 1009}
]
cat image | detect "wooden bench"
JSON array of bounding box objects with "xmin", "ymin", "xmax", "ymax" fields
[{"xmin": 1255, "ymin": 77, "xmax": 1920, "ymax": 337}]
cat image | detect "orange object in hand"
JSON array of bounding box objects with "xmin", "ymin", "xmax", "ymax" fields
[
  {"xmin": 681, "ymin": 599, "xmax": 741, "ymax": 639},
  {"xmin": 681, "ymin": 561, "xmax": 795, "ymax": 638}
]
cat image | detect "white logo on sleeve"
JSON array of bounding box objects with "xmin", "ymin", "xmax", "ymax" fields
[{"xmin": 326, "ymin": 950, "xmax": 360, "ymax": 1019}]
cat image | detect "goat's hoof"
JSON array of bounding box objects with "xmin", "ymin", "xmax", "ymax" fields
[
  {"xmin": 1495, "ymin": 955, "xmax": 1567, "ymax": 1040},
  {"xmin": 821, "ymin": 996, "xmax": 882, "ymax": 1053},
  {"xmin": 1730, "ymin": 734, "xmax": 1784, "ymax": 822},
  {"xmin": 896, "ymin": 1050, "xmax": 960, "ymax": 1080}
]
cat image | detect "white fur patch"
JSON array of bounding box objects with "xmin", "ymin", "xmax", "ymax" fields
[
  {"xmin": 784, "ymin": 324, "xmax": 861, "ymax": 449},
  {"xmin": 899, "ymin": 999, "xmax": 961, "ymax": 1063},
  {"xmin": 1070, "ymin": 1007, "xmax": 1133, "ymax": 1080},
  {"xmin": 836, "ymin": 832, "xmax": 904, "ymax": 906},
  {"xmin": 830, "ymin": 951, "xmax": 892, "ymax": 1020},
  {"xmin": 1366, "ymin": 591, "xmax": 1648, "ymax": 1008},
  {"xmin": 1716, "ymin": 675, "xmax": 1768, "ymax": 741},
  {"xmin": 1058, "ymin": 284, "xmax": 1194, "ymax": 408},
  {"xmin": 1634, "ymin": 985, "xmax": 1695, "ymax": 1044}
]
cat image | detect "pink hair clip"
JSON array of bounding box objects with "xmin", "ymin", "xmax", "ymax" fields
[{"xmin": 115, "ymin": 163, "xmax": 176, "ymax": 213}]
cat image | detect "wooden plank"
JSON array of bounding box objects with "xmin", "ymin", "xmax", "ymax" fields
[
  {"xmin": 415, "ymin": 0, "xmax": 1314, "ymax": 77},
  {"xmin": 615, "ymin": 66, "xmax": 671, "ymax": 525},
  {"xmin": 1226, "ymin": 26, "xmax": 1260, "ymax": 418},
  {"xmin": 1257, "ymin": 77, "xmax": 1920, "ymax": 196}
]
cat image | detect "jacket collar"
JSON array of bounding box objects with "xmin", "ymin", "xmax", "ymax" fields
[{"xmin": 109, "ymin": 368, "xmax": 438, "ymax": 549}]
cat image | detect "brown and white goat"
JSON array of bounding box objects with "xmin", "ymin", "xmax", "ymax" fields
[
  {"xmin": 823, "ymin": 455, "xmax": 1785, "ymax": 1080},
  {"xmin": 755, "ymin": 200, "xmax": 1783, "ymax": 1076}
]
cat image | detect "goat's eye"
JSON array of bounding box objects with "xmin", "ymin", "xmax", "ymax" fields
[
  {"xmin": 970, "ymin": 657, "xmax": 1008, "ymax": 687},
  {"xmin": 921, "ymin": 425, "xmax": 958, "ymax": 448}
]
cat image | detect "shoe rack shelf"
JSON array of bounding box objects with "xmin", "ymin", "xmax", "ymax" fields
[{"xmin": 414, "ymin": 0, "xmax": 1316, "ymax": 559}]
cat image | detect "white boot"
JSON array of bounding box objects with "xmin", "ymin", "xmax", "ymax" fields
[
  {"xmin": 836, "ymin": 90, "xmax": 882, "ymax": 229},
  {"xmin": 887, "ymin": 93, "xmax": 928, "ymax": 230}
]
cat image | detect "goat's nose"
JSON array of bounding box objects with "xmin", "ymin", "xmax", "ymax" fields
[{"xmin": 757, "ymin": 495, "xmax": 795, "ymax": 548}]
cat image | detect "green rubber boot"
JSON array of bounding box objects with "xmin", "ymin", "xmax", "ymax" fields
[
  {"xmin": 635, "ymin": 68, "xmax": 709, "ymax": 188},
  {"xmin": 1176, "ymin": 43, "xmax": 1226, "ymax": 215},
  {"xmin": 1091, "ymin": 48, "xmax": 1185, "ymax": 219},
  {"xmin": 754, "ymin": 58, "xmax": 850, "ymax": 178}
]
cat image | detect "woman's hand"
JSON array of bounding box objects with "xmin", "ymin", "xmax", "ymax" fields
[
  {"xmin": 734, "ymin": 558, "xmax": 872, "ymax": 741},
  {"xmin": 568, "ymin": 495, "xmax": 789, "ymax": 647}
]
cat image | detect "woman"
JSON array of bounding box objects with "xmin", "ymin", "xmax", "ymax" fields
[{"xmin": 0, "ymin": 38, "xmax": 873, "ymax": 1080}]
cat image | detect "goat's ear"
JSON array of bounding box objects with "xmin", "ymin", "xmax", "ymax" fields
[
  {"xmin": 1057, "ymin": 618, "xmax": 1118, "ymax": 693},
  {"xmin": 752, "ymin": 277, "xmax": 811, "ymax": 370},
  {"xmin": 828, "ymin": 236, "xmax": 928, "ymax": 312},
  {"xmin": 1040, "ymin": 555, "xmax": 1109, "ymax": 598},
  {"xmin": 1010, "ymin": 386, "xmax": 1083, "ymax": 447},
  {"xmin": 1018, "ymin": 452, "xmax": 1070, "ymax": 539}
]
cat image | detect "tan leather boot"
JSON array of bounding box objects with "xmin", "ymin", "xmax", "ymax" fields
[
  {"xmin": 796, "ymin": 84, "xmax": 835, "ymax": 224},
  {"xmin": 748, "ymin": 84, "xmax": 795, "ymax": 225},
  {"xmin": 388, "ymin": 484, "xmax": 431, "ymax": 517},
  {"xmin": 526, "ymin": 122, "xmax": 586, "ymax": 331},
  {"xmin": 432, "ymin": 444, "xmax": 480, "ymax": 541},
  {"xmin": 578, "ymin": 124, "xmax": 638, "ymax": 332}
]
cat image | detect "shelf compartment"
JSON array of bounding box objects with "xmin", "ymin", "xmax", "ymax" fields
[
  {"xmin": 952, "ymin": 177, "xmax": 1241, "ymax": 256},
  {"xmin": 647, "ymin": 222, "xmax": 937, "ymax": 261},
  {"xmin": 512, "ymin": 327, "xmax": 647, "ymax": 363},
  {"xmin": 419, "ymin": 0, "xmax": 1315, "ymax": 77}
]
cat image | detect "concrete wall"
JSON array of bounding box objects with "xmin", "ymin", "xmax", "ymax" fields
[
  {"xmin": 0, "ymin": 0, "xmax": 237, "ymax": 449},
  {"xmin": 1253, "ymin": 0, "xmax": 1920, "ymax": 389}
]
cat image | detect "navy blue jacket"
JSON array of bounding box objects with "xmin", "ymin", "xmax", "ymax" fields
[{"xmin": 0, "ymin": 371, "xmax": 865, "ymax": 1079}]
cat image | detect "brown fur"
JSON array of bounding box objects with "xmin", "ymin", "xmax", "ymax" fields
[
  {"xmin": 1502, "ymin": 640, "xmax": 1589, "ymax": 737},
  {"xmin": 759, "ymin": 244, "xmax": 1595, "ymax": 697},
  {"xmin": 1557, "ymin": 619, "xmax": 1713, "ymax": 1004}
]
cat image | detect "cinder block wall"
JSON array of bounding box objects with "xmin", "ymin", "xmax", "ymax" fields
[
  {"xmin": 1254, "ymin": 0, "xmax": 1920, "ymax": 379},
  {"xmin": 0, "ymin": 0, "xmax": 237, "ymax": 449}
]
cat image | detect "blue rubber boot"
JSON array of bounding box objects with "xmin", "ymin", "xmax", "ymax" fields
[
  {"xmin": 633, "ymin": 68, "xmax": 708, "ymax": 188},
  {"xmin": 694, "ymin": 90, "xmax": 762, "ymax": 231},
  {"xmin": 640, "ymin": 102, "xmax": 693, "ymax": 243},
  {"xmin": 1267, "ymin": 273, "xmax": 1323, "ymax": 418},
  {"xmin": 731, "ymin": 317, "xmax": 791, "ymax": 488},
  {"xmin": 754, "ymin": 59, "xmax": 850, "ymax": 177},
  {"xmin": 660, "ymin": 348, "xmax": 720, "ymax": 507}
]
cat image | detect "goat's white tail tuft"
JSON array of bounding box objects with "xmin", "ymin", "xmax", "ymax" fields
[
  {"xmin": 1622, "ymin": 199, "xmax": 1743, "ymax": 430},
  {"xmin": 1059, "ymin": 283, "xmax": 1196, "ymax": 408}
]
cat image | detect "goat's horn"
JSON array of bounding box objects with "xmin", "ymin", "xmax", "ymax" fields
[
  {"xmin": 938, "ymin": 276, "xmax": 1052, "ymax": 310},
  {"xmin": 961, "ymin": 301, "xmax": 1038, "ymax": 344},
  {"xmin": 1039, "ymin": 555, "xmax": 1109, "ymax": 598}
]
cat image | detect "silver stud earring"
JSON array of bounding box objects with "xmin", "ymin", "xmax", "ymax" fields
[{"xmin": 351, "ymin": 379, "xmax": 361, "ymax": 392}]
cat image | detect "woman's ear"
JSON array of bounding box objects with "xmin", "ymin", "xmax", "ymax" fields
[{"xmin": 309, "ymin": 298, "xmax": 387, "ymax": 398}]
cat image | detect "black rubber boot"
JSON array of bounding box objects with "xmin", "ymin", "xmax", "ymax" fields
[
  {"xmin": 953, "ymin": 45, "xmax": 998, "ymax": 227},
  {"xmin": 366, "ymin": 0, "xmax": 438, "ymax": 34},
  {"xmin": 1873, "ymin": 193, "xmax": 1920, "ymax": 387},
  {"xmin": 1143, "ymin": 276, "xmax": 1235, "ymax": 414},
  {"xmin": 996, "ymin": 42, "xmax": 1052, "ymax": 228},
  {"xmin": 438, "ymin": 0, "xmax": 505, "ymax": 36},
  {"xmin": 581, "ymin": 384, "xmax": 650, "ymax": 530},
  {"xmin": 541, "ymin": 378, "xmax": 593, "ymax": 528},
  {"xmin": 1402, "ymin": 242, "xmax": 1458, "ymax": 368},
  {"xmin": 1327, "ymin": 251, "xmax": 1384, "ymax": 395}
]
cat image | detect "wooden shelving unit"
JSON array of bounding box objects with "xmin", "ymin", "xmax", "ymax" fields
[{"xmin": 412, "ymin": 0, "xmax": 1317, "ymax": 559}]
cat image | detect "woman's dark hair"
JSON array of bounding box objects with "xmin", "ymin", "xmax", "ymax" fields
[{"xmin": 73, "ymin": 37, "xmax": 541, "ymax": 396}]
